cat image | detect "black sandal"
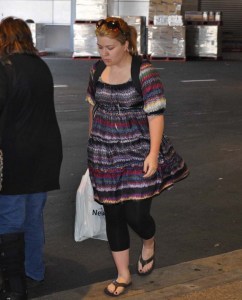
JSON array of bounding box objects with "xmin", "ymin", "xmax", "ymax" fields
[
  {"xmin": 137, "ymin": 243, "xmax": 155, "ymax": 276},
  {"xmin": 104, "ymin": 280, "xmax": 132, "ymax": 297}
]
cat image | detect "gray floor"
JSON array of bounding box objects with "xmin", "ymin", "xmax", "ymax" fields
[{"xmin": 17, "ymin": 56, "xmax": 242, "ymax": 298}]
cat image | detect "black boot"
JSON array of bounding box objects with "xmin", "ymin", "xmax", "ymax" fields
[{"xmin": 0, "ymin": 232, "xmax": 28, "ymax": 300}]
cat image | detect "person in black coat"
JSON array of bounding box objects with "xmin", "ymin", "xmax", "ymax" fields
[{"xmin": 0, "ymin": 17, "xmax": 63, "ymax": 300}]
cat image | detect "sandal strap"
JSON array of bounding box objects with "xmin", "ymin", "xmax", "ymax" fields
[
  {"xmin": 104, "ymin": 280, "xmax": 132, "ymax": 297},
  {"xmin": 112, "ymin": 280, "xmax": 131, "ymax": 289},
  {"xmin": 139, "ymin": 254, "xmax": 155, "ymax": 268}
]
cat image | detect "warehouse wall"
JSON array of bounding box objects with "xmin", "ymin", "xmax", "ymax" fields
[
  {"xmin": 0, "ymin": 0, "xmax": 72, "ymax": 52},
  {"xmin": 0, "ymin": 0, "xmax": 71, "ymax": 24}
]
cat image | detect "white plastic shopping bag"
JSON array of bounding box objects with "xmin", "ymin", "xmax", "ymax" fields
[{"xmin": 74, "ymin": 169, "xmax": 107, "ymax": 242}]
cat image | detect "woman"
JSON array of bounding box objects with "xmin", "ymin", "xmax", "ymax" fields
[
  {"xmin": 0, "ymin": 17, "xmax": 62, "ymax": 300},
  {"xmin": 86, "ymin": 17, "xmax": 188, "ymax": 297}
]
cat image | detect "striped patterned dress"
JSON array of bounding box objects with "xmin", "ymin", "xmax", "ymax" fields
[{"xmin": 86, "ymin": 59, "xmax": 189, "ymax": 204}]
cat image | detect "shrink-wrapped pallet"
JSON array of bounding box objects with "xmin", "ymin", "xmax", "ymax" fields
[
  {"xmin": 186, "ymin": 25, "xmax": 222, "ymax": 58},
  {"xmin": 73, "ymin": 23, "xmax": 99, "ymax": 57},
  {"xmin": 76, "ymin": 0, "xmax": 107, "ymax": 21},
  {"xmin": 149, "ymin": 0, "xmax": 182, "ymax": 23},
  {"xmin": 73, "ymin": 16, "xmax": 147, "ymax": 57},
  {"xmin": 148, "ymin": 25, "xmax": 185, "ymax": 58}
]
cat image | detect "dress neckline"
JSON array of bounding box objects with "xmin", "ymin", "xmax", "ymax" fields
[{"xmin": 99, "ymin": 77, "xmax": 132, "ymax": 86}]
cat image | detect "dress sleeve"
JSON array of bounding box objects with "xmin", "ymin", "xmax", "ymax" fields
[
  {"xmin": 139, "ymin": 61, "xmax": 166, "ymax": 116},
  {"xmin": 85, "ymin": 63, "xmax": 97, "ymax": 106}
]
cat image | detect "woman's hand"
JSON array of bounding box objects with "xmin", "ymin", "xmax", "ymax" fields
[
  {"xmin": 143, "ymin": 115, "xmax": 164, "ymax": 178},
  {"xmin": 143, "ymin": 153, "xmax": 158, "ymax": 178}
]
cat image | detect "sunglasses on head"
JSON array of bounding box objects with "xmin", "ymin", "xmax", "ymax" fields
[{"xmin": 96, "ymin": 19, "xmax": 126, "ymax": 36}]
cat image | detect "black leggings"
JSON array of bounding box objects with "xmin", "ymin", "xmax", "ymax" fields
[{"xmin": 103, "ymin": 199, "xmax": 156, "ymax": 252}]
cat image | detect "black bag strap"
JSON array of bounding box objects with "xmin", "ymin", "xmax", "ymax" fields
[
  {"xmin": 92, "ymin": 55, "xmax": 143, "ymax": 97},
  {"xmin": 131, "ymin": 55, "xmax": 142, "ymax": 96},
  {"xmin": 93, "ymin": 59, "xmax": 106, "ymax": 90}
]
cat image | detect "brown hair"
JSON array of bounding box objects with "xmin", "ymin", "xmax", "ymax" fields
[
  {"xmin": 0, "ymin": 16, "xmax": 38, "ymax": 58},
  {"xmin": 95, "ymin": 17, "xmax": 138, "ymax": 55}
]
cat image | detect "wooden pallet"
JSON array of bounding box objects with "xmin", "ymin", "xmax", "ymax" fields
[
  {"xmin": 72, "ymin": 55, "xmax": 100, "ymax": 60},
  {"xmin": 186, "ymin": 56, "xmax": 223, "ymax": 61},
  {"xmin": 185, "ymin": 21, "xmax": 222, "ymax": 26},
  {"xmin": 223, "ymin": 48, "xmax": 242, "ymax": 52},
  {"xmin": 74, "ymin": 20, "xmax": 97, "ymax": 24},
  {"xmin": 72, "ymin": 54, "xmax": 186, "ymax": 61},
  {"xmin": 149, "ymin": 56, "xmax": 186, "ymax": 62}
]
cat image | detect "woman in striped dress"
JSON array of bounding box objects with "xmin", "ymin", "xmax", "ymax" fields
[{"xmin": 86, "ymin": 17, "xmax": 189, "ymax": 297}]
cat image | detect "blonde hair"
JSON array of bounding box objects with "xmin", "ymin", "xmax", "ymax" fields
[{"xmin": 95, "ymin": 17, "xmax": 138, "ymax": 55}]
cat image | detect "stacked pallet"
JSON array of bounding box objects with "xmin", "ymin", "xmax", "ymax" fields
[
  {"xmin": 147, "ymin": 0, "xmax": 186, "ymax": 60},
  {"xmin": 73, "ymin": 1, "xmax": 147, "ymax": 58},
  {"xmin": 73, "ymin": 0, "xmax": 107, "ymax": 58},
  {"xmin": 184, "ymin": 11, "xmax": 222, "ymax": 59}
]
